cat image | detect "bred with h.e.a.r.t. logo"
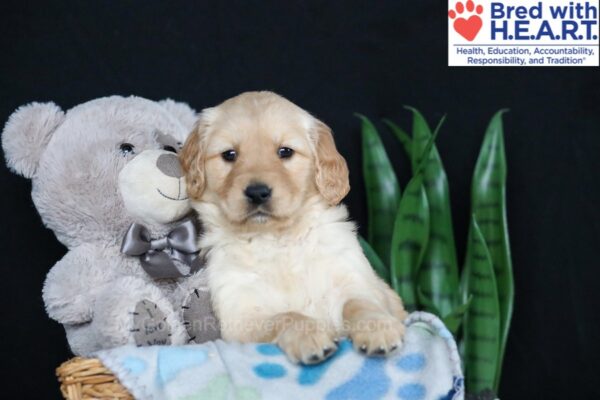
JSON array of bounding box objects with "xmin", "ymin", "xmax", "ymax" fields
[
  {"xmin": 448, "ymin": 0, "xmax": 599, "ymax": 67},
  {"xmin": 449, "ymin": 1, "xmax": 485, "ymax": 41}
]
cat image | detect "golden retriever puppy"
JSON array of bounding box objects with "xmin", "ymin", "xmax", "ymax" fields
[{"xmin": 181, "ymin": 91, "xmax": 407, "ymax": 364}]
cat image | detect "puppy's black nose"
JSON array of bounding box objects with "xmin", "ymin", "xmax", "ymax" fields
[{"xmin": 244, "ymin": 183, "xmax": 272, "ymax": 205}]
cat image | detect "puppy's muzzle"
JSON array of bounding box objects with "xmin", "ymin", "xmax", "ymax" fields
[{"xmin": 244, "ymin": 183, "xmax": 272, "ymax": 205}]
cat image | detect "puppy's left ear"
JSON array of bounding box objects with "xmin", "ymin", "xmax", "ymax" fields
[{"xmin": 314, "ymin": 120, "xmax": 350, "ymax": 205}]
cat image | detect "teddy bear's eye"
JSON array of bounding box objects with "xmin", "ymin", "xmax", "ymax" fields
[
  {"xmin": 119, "ymin": 143, "xmax": 135, "ymax": 156},
  {"xmin": 163, "ymin": 145, "xmax": 177, "ymax": 153}
]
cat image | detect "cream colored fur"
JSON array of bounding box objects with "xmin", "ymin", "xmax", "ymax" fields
[{"xmin": 182, "ymin": 91, "xmax": 407, "ymax": 364}]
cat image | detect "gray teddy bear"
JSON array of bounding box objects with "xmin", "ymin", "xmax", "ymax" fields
[{"xmin": 2, "ymin": 95, "xmax": 220, "ymax": 356}]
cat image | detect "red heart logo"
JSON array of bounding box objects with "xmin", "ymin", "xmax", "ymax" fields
[{"xmin": 453, "ymin": 15, "xmax": 482, "ymax": 41}]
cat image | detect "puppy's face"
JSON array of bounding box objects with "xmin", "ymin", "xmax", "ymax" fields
[{"xmin": 181, "ymin": 92, "xmax": 349, "ymax": 228}]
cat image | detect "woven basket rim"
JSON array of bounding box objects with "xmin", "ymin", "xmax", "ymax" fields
[{"xmin": 56, "ymin": 357, "xmax": 133, "ymax": 400}]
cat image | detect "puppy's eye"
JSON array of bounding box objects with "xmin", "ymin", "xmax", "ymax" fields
[
  {"xmin": 163, "ymin": 145, "xmax": 177, "ymax": 153},
  {"xmin": 119, "ymin": 143, "xmax": 135, "ymax": 156},
  {"xmin": 278, "ymin": 147, "xmax": 294, "ymax": 159},
  {"xmin": 221, "ymin": 149, "xmax": 237, "ymax": 162}
]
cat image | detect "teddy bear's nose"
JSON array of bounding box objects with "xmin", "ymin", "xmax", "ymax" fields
[{"xmin": 156, "ymin": 153, "xmax": 183, "ymax": 178}]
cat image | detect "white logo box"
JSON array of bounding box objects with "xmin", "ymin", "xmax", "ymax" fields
[{"xmin": 448, "ymin": 0, "xmax": 599, "ymax": 66}]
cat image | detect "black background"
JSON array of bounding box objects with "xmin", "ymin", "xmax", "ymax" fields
[{"xmin": 1, "ymin": 1, "xmax": 599, "ymax": 398}]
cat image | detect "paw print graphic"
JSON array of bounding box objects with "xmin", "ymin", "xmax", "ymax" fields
[{"xmin": 448, "ymin": 1, "xmax": 483, "ymax": 41}]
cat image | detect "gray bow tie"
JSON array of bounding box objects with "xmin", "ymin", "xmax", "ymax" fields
[{"xmin": 120, "ymin": 219, "xmax": 203, "ymax": 279}]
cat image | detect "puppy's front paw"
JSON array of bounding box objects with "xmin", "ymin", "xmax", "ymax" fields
[
  {"xmin": 348, "ymin": 314, "xmax": 404, "ymax": 356},
  {"xmin": 274, "ymin": 315, "xmax": 338, "ymax": 365}
]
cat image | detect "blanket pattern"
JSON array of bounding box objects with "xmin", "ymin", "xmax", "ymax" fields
[{"xmin": 97, "ymin": 312, "xmax": 464, "ymax": 400}]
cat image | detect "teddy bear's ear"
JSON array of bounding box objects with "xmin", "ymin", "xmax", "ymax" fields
[
  {"xmin": 1, "ymin": 102, "xmax": 64, "ymax": 178},
  {"xmin": 159, "ymin": 99, "xmax": 198, "ymax": 131}
]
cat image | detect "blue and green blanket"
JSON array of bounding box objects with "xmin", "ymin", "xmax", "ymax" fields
[{"xmin": 97, "ymin": 312, "xmax": 464, "ymax": 400}]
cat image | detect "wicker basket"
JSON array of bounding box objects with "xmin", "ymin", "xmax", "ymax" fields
[{"xmin": 56, "ymin": 357, "xmax": 133, "ymax": 399}]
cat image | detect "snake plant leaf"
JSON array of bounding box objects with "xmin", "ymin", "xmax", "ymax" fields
[
  {"xmin": 460, "ymin": 255, "xmax": 471, "ymax": 304},
  {"xmin": 382, "ymin": 119, "xmax": 412, "ymax": 159},
  {"xmin": 442, "ymin": 295, "xmax": 473, "ymax": 335},
  {"xmin": 359, "ymin": 235, "xmax": 390, "ymax": 283},
  {"xmin": 458, "ymin": 228, "xmax": 474, "ymax": 363},
  {"xmin": 418, "ymin": 287, "xmax": 471, "ymax": 336},
  {"xmin": 463, "ymin": 216, "xmax": 500, "ymax": 394},
  {"xmin": 357, "ymin": 114, "xmax": 401, "ymax": 263},
  {"xmin": 416, "ymin": 286, "xmax": 441, "ymax": 317},
  {"xmin": 471, "ymin": 110, "xmax": 513, "ymax": 389},
  {"xmin": 414, "ymin": 114, "xmax": 444, "ymax": 175},
  {"xmin": 390, "ymin": 174, "xmax": 429, "ymax": 311},
  {"xmin": 406, "ymin": 107, "xmax": 460, "ymax": 318}
]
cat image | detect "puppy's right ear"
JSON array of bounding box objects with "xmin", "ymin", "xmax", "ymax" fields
[
  {"xmin": 181, "ymin": 109, "xmax": 214, "ymax": 200},
  {"xmin": 2, "ymin": 102, "xmax": 65, "ymax": 178}
]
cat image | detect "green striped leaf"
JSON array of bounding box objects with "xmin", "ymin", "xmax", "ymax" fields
[
  {"xmin": 406, "ymin": 107, "xmax": 460, "ymax": 318},
  {"xmin": 442, "ymin": 295, "xmax": 472, "ymax": 335},
  {"xmin": 471, "ymin": 110, "xmax": 514, "ymax": 390},
  {"xmin": 359, "ymin": 235, "xmax": 390, "ymax": 283},
  {"xmin": 357, "ymin": 114, "xmax": 401, "ymax": 264},
  {"xmin": 390, "ymin": 174, "xmax": 429, "ymax": 311},
  {"xmin": 463, "ymin": 216, "xmax": 500, "ymax": 394},
  {"xmin": 417, "ymin": 286, "xmax": 441, "ymax": 316},
  {"xmin": 382, "ymin": 119, "xmax": 412, "ymax": 159}
]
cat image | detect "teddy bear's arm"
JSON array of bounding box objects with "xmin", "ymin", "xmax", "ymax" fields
[{"xmin": 42, "ymin": 245, "xmax": 103, "ymax": 325}]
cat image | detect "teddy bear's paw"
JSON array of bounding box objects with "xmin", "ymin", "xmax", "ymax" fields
[
  {"xmin": 131, "ymin": 299, "xmax": 172, "ymax": 346},
  {"xmin": 182, "ymin": 288, "xmax": 221, "ymax": 343}
]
